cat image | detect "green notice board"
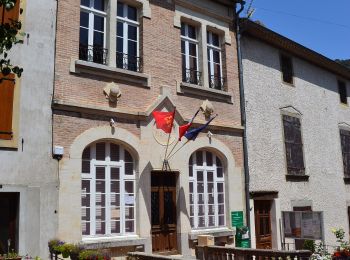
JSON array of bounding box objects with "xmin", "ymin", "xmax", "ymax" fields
[{"xmin": 231, "ymin": 211, "xmax": 244, "ymax": 228}]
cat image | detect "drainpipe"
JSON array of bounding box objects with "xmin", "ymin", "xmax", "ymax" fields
[{"xmin": 234, "ymin": 1, "xmax": 251, "ymax": 237}]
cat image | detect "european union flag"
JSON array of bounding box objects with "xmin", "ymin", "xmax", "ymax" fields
[{"xmin": 184, "ymin": 116, "xmax": 216, "ymax": 141}]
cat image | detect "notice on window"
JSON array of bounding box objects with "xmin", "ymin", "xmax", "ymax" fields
[
  {"xmin": 111, "ymin": 208, "xmax": 120, "ymax": 219},
  {"xmin": 302, "ymin": 212, "xmax": 314, "ymax": 238},
  {"xmin": 283, "ymin": 213, "xmax": 292, "ymax": 235},
  {"xmin": 124, "ymin": 194, "xmax": 134, "ymax": 205}
]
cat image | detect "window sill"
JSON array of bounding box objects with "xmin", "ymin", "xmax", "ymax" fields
[
  {"xmin": 81, "ymin": 236, "xmax": 147, "ymax": 249},
  {"xmin": 178, "ymin": 82, "xmax": 233, "ymax": 103},
  {"xmin": 285, "ymin": 174, "xmax": 309, "ymax": 182},
  {"xmin": 188, "ymin": 227, "xmax": 235, "ymax": 240},
  {"xmin": 71, "ymin": 59, "xmax": 151, "ymax": 88}
]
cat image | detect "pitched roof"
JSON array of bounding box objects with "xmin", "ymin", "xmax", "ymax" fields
[{"xmin": 241, "ymin": 19, "xmax": 350, "ymax": 80}]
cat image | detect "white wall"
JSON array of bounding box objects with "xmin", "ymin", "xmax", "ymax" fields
[
  {"xmin": 242, "ymin": 36, "xmax": 350, "ymax": 248},
  {"xmin": 0, "ymin": 0, "xmax": 58, "ymax": 257}
]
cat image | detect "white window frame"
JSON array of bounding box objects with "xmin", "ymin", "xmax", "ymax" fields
[
  {"xmin": 116, "ymin": 2, "xmax": 140, "ymax": 68},
  {"xmin": 80, "ymin": 0, "xmax": 107, "ymax": 61},
  {"xmin": 207, "ymin": 31, "xmax": 223, "ymax": 89},
  {"xmin": 82, "ymin": 142, "xmax": 136, "ymax": 238},
  {"xmin": 181, "ymin": 23, "xmax": 200, "ymax": 83},
  {"xmin": 189, "ymin": 151, "xmax": 226, "ymax": 229}
]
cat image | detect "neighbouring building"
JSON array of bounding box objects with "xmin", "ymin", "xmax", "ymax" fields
[
  {"xmin": 53, "ymin": 0, "xmax": 246, "ymax": 258},
  {"xmin": 241, "ymin": 19, "xmax": 350, "ymax": 250},
  {"xmin": 0, "ymin": 0, "xmax": 58, "ymax": 258}
]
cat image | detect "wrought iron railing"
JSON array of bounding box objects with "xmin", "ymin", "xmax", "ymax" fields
[
  {"xmin": 209, "ymin": 75, "xmax": 225, "ymax": 90},
  {"xmin": 116, "ymin": 52, "xmax": 143, "ymax": 72},
  {"xmin": 182, "ymin": 68, "xmax": 202, "ymax": 86},
  {"xmin": 196, "ymin": 246, "xmax": 312, "ymax": 260},
  {"xmin": 79, "ymin": 44, "xmax": 108, "ymax": 65}
]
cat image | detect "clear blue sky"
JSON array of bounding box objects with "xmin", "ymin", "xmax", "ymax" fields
[{"xmin": 241, "ymin": 0, "xmax": 350, "ymax": 60}]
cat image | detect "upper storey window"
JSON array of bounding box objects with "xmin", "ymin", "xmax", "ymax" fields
[
  {"xmin": 181, "ymin": 23, "xmax": 201, "ymax": 86},
  {"xmin": 116, "ymin": 2, "xmax": 141, "ymax": 72},
  {"xmin": 207, "ymin": 31, "xmax": 224, "ymax": 90},
  {"xmin": 338, "ymin": 80, "xmax": 348, "ymax": 105},
  {"xmin": 280, "ymin": 54, "xmax": 294, "ymax": 84},
  {"xmin": 79, "ymin": 0, "xmax": 107, "ymax": 65}
]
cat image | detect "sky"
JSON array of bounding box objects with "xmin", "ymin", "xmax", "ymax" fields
[{"xmin": 241, "ymin": 0, "xmax": 350, "ymax": 60}]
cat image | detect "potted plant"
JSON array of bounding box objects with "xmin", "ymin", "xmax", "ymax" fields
[
  {"xmin": 331, "ymin": 228, "xmax": 350, "ymax": 260},
  {"xmin": 78, "ymin": 250, "xmax": 110, "ymax": 260},
  {"xmin": 0, "ymin": 250, "xmax": 22, "ymax": 260}
]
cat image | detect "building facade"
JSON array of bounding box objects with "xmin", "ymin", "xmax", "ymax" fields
[
  {"xmin": 0, "ymin": 0, "xmax": 58, "ymax": 257},
  {"xmin": 53, "ymin": 0, "xmax": 245, "ymax": 257},
  {"xmin": 241, "ymin": 20, "xmax": 350, "ymax": 250}
]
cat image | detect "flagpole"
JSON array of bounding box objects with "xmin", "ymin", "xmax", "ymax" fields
[
  {"xmin": 166, "ymin": 140, "xmax": 180, "ymax": 160},
  {"xmin": 167, "ymin": 140, "xmax": 190, "ymax": 161},
  {"xmin": 163, "ymin": 107, "xmax": 176, "ymax": 168}
]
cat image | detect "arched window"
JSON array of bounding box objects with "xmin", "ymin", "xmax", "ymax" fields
[
  {"xmin": 189, "ymin": 150, "xmax": 225, "ymax": 229},
  {"xmin": 81, "ymin": 141, "xmax": 136, "ymax": 237}
]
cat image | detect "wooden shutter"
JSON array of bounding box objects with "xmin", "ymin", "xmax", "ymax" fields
[
  {"xmin": 340, "ymin": 130, "xmax": 350, "ymax": 176},
  {"xmin": 0, "ymin": 0, "xmax": 20, "ymax": 24},
  {"xmin": 283, "ymin": 115, "xmax": 305, "ymax": 175},
  {"xmin": 0, "ymin": 74, "xmax": 15, "ymax": 140},
  {"xmin": 338, "ymin": 81, "xmax": 348, "ymax": 104}
]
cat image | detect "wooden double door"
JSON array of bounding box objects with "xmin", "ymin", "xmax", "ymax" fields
[
  {"xmin": 151, "ymin": 172, "xmax": 178, "ymax": 254},
  {"xmin": 0, "ymin": 193, "xmax": 19, "ymax": 254},
  {"xmin": 254, "ymin": 200, "xmax": 272, "ymax": 249}
]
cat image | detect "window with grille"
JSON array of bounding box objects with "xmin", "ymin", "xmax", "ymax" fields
[
  {"xmin": 189, "ymin": 150, "xmax": 225, "ymax": 229},
  {"xmin": 116, "ymin": 2, "xmax": 140, "ymax": 72},
  {"xmin": 338, "ymin": 80, "xmax": 348, "ymax": 105},
  {"xmin": 280, "ymin": 54, "xmax": 294, "ymax": 84},
  {"xmin": 282, "ymin": 115, "xmax": 305, "ymax": 175},
  {"xmin": 340, "ymin": 129, "xmax": 350, "ymax": 177},
  {"xmin": 207, "ymin": 31, "xmax": 224, "ymax": 90},
  {"xmin": 81, "ymin": 142, "xmax": 136, "ymax": 237},
  {"xmin": 79, "ymin": 0, "xmax": 107, "ymax": 64},
  {"xmin": 181, "ymin": 22, "xmax": 201, "ymax": 85}
]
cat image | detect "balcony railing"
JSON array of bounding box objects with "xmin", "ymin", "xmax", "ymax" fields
[
  {"xmin": 182, "ymin": 68, "xmax": 202, "ymax": 86},
  {"xmin": 116, "ymin": 52, "xmax": 143, "ymax": 72},
  {"xmin": 209, "ymin": 75, "xmax": 225, "ymax": 91},
  {"xmin": 79, "ymin": 44, "xmax": 108, "ymax": 65},
  {"xmin": 196, "ymin": 246, "xmax": 312, "ymax": 260}
]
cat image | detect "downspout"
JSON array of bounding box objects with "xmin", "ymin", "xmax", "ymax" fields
[{"xmin": 234, "ymin": 1, "xmax": 251, "ymax": 237}]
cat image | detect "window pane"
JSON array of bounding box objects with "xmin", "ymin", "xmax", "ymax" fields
[
  {"xmin": 216, "ymin": 156, "xmax": 222, "ymax": 167},
  {"xmin": 217, "ymin": 167, "xmax": 223, "ymax": 178},
  {"xmin": 124, "ymin": 149, "xmax": 133, "ymax": 162},
  {"xmin": 125, "ymin": 220, "xmax": 134, "ymax": 232},
  {"xmin": 111, "ymin": 207, "xmax": 120, "ymax": 220},
  {"xmin": 117, "ymin": 37, "xmax": 123, "ymax": 53},
  {"xmin": 218, "ymin": 194, "xmax": 224, "ymax": 203},
  {"xmin": 95, "ymin": 221, "xmax": 105, "ymax": 234},
  {"xmin": 111, "ymin": 221, "xmax": 120, "ymax": 234},
  {"xmin": 80, "ymin": 28, "xmax": 89, "ymax": 46},
  {"xmin": 80, "ymin": 11, "xmax": 89, "ymax": 27},
  {"xmin": 111, "ymin": 181, "xmax": 120, "ymax": 193},
  {"xmin": 82, "ymin": 207, "xmax": 90, "ymax": 221},
  {"xmin": 196, "ymin": 151, "xmax": 203, "ymax": 166},
  {"xmin": 206, "ymin": 152, "xmax": 213, "ymax": 166},
  {"xmin": 125, "ymin": 163, "xmax": 134, "ymax": 175},
  {"xmin": 219, "ymin": 215, "xmax": 225, "ymax": 226},
  {"xmin": 181, "ymin": 40, "xmax": 185, "ymax": 54},
  {"xmin": 82, "ymin": 180, "xmax": 90, "ymax": 193},
  {"xmin": 217, "ymin": 183, "xmax": 224, "ymax": 192},
  {"xmin": 93, "ymin": 31, "xmax": 104, "ymax": 47},
  {"xmin": 82, "ymin": 160, "xmax": 90, "ymax": 174},
  {"xmin": 181, "ymin": 22, "xmax": 185, "ymax": 36},
  {"xmin": 81, "ymin": 0, "xmax": 89, "ymax": 7},
  {"xmin": 82, "ymin": 194, "xmax": 90, "ymax": 207},
  {"xmin": 209, "ymin": 216, "xmax": 215, "ymax": 227},
  {"xmin": 128, "ymin": 40, "xmax": 137, "ymax": 56},
  {"xmin": 110, "ymin": 144, "xmax": 120, "ymax": 161},
  {"xmin": 189, "ymin": 43, "xmax": 197, "ymax": 56},
  {"xmin": 82, "ymin": 222, "xmax": 90, "ymax": 235},
  {"xmin": 96, "ymin": 143, "xmax": 106, "ymax": 160},
  {"xmin": 213, "ymin": 50, "xmax": 220, "ymax": 63},
  {"xmin": 93, "ymin": 0, "xmax": 105, "ymax": 11},
  {"xmin": 111, "ymin": 167, "xmax": 120, "ymax": 180},
  {"xmin": 212, "ymin": 33, "xmax": 219, "ymax": 46},
  {"xmin": 95, "ymin": 193, "xmax": 105, "ymax": 206},
  {"xmin": 117, "ymin": 2, "xmax": 124, "ymax": 17},
  {"xmin": 94, "ymin": 15, "xmax": 104, "ymax": 31},
  {"xmin": 128, "ymin": 25, "xmax": 137, "ymax": 41},
  {"xmin": 127, "ymin": 5, "xmax": 137, "ymax": 21},
  {"xmin": 189, "ymin": 57, "xmax": 197, "ymax": 71},
  {"xmin": 125, "ymin": 181, "xmax": 134, "ymax": 193},
  {"xmin": 187, "ymin": 24, "xmax": 196, "ymax": 39},
  {"xmin": 117, "ymin": 21, "xmax": 124, "ymax": 37},
  {"xmin": 96, "ymin": 167, "xmax": 105, "ymax": 179},
  {"xmin": 207, "ymin": 171, "xmax": 213, "ymax": 182},
  {"xmin": 219, "ymin": 204, "xmax": 225, "ymax": 214},
  {"xmin": 198, "ymin": 217, "xmax": 205, "ymax": 227},
  {"xmin": 96, "ymin": 207, "xmax": 105, "ymax": 220},
  {"xmin": 125, "ymin": 207, "xmax": 134, "ymax": 219},
  {"xmin": 111, "ymin": 194, "xmax": 120, "ymax": 206}
]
